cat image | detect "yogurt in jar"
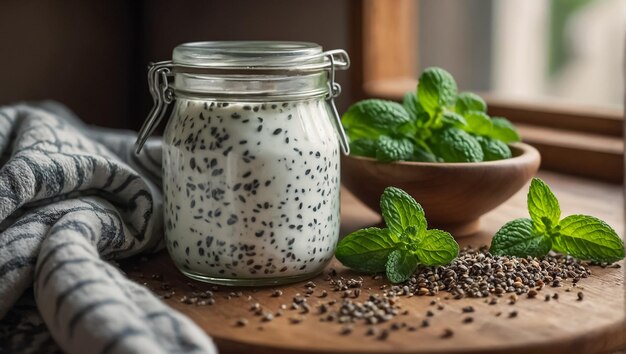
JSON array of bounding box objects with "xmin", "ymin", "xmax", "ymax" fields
[{"xmin": 163, "ymin": 98, "xmax": 340, "ymax": 285}]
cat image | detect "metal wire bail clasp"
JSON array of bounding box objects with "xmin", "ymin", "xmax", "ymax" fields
[
  {"xmin": 135, "ymin": 61, "xmax": 175, "ymax": 154},
  {"xmin": 323, "ymin": 50, "xmax": 351, "ymax": 155}
]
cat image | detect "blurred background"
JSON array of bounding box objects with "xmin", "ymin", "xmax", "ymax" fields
[
  {"xmin": 0, "ymin": 0, "xmax": 358, "ymax": 130},
  {"xmin": 419, "ymin": 0, "xmax": 625, "ymax": 109},
  {"xmin": 0, "ymin": 0, "xmax": 623, "ymax": 182},
  {"xmin": 1, "ymin": 0, "xmax": 623, "ymax": 126}
]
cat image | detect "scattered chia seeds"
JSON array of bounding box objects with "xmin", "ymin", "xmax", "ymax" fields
[
  {"xmin": 366, "ymin": 327, "xmax": 378, "ymax": 336},
  {"xmin": 324, "ymin": 294, "xmax": 400, "ymax": 325},
  {"xmin": 289, "ymin": 316, "xmax": 303, "ymax": 324},
  {"xmin": 136, "ymin": 245, "xmax": 606, "ymax": 342},
  {"xmin": 441, "ymin": 328, "xmax": 454, "ymax": 339},
  {"xmin": 390, "ymin": 322, "xmax": 404, "ymax": 330},
  {"xmin": 462, "ymin": 306, "xmax": 475, "ymax": 313},
  {"xmin": 378, "ymin": 329, "xmax": 390, "ymax": 340},
  {"xmin": 340, "ymin": 325, "xmax": 353, "ymax": 335},
  {"xmin": 300, "ymin": 303, "xmax": 311, "ymax": 314}
]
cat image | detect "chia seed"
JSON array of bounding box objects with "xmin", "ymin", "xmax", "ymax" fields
[
  {"xmin": 441, "ymin": 328, "xmax": 454, "ymax": 339},
  {"xmin": 462, "ymin": 306, "xmax": 475, "ymax": 313}
]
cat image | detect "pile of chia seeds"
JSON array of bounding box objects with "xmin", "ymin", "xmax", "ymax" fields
[{"xmin": 397, "ymin": 246, "xmax": 592, "ymax": 299}]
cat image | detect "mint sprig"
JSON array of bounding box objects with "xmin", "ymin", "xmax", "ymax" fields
[
  {"xmin": 527, "ymin": 178, "xmax": 560, "ymax": 233},
  {"xmin": 342, "ymin": 66, "xmax": 521, "ymax": 163},
  {"xmin": 336, "ymin": 187, "xmax": 459, "ymax": 283},
  {"xmin": 490, "ymin": 178, "xmax": 625, "ymax": 263}
]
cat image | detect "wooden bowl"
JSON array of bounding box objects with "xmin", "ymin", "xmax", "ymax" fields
[{"xmin": 341, "ymin": 143, "xmax": 540, "ymax": 237}]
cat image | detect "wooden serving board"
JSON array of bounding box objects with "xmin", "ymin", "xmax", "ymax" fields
[{"xmin": 123, "ymin": 171, "xmax": 625, "ymax": 354}]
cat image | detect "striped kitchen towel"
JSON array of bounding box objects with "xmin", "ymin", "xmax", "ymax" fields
[{"xmin": 0, "ymin": 103, "xmax": 217, "ymax": 354}]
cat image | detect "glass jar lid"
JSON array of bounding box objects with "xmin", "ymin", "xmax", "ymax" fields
[
  {"xmin": 172, "ymin": 41, "xmax": 329, "ymax": 70},
  {"xmin": 135, "ymin": 41, "xmax": 350, "ymax": 154}
]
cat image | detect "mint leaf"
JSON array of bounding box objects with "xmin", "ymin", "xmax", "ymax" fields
[
  {"xmin": 463, "ymin": 111, "xmax": 493, "ymax": 136},
  {"xmin": 342, "ymin": 99, "xmax": 411, "ymax": 139},
  {"xmin": 375, "ymin": 136, "xmax": 414, "ymax": 162},
  {"xmin": 399, "ymin": 225, "xmax": 418, "ymax": 245},
  {"xmin": 490, "ymin": 218, "xmax": 552, "ymax": 258},
  {"xmin": 476, "ymin": 136, "xmax": 512, "ymax": 161},
  {"xmin": 380, "ymin": 187, "xmax": 427, "ymax": 236},
  {"xmin": 336, "ymin": 186, "xmax": 462, "ymax": 280},
  {"xmin": 335, "ymin": 228, "xmax": 398, "ymax": 273},
  {"xmin": 412, "ymin": 144, "xmax": 439, "ymax": 162},
  {"xmin": 455, "ymin": 92, "xmax": 487, "ymax": 114},
  {"xmin": 349, "ymin": 138, "xmax": 376, "ymax": 158},
  {"xmin": 527, "ymin": 178, "xmax": 560, "ymax": 233},
  {"xmin": 418, "ymin": 67, "xmax": 457, "ymax": 117},
  {"xmin": 396, "ymin": 120, "xmax": 418, "ymax": 137},
  {"xmin": 490, "ymin": 117, "xmax": 521, "ymax": 143},
  {"xmin": 386, "ymin": 249, "xmax": 419, "ymax": 283},
  {"xmin": 554, "ymin": 215, "xmax": 625, "ymax": 263},
  {"xmin": 491, "ymin": 178, "xmax": 624, "ymax": 263},
  {"xmin": 402, "ymin": 91, "xmax": 428, "ymax": 123},
  {"xmin": 414, "ymin": 229, "xmax": 459, "ymax": 266},
  {"xmin": 429, "ymin": 128, "xmax": 484, "ymax": 162},
  {"xmin": 440, "ymin": 110, "xmax": 467, "ymax": 129}
]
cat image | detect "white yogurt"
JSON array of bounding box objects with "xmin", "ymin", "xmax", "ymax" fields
[{"xmin": 163, "ymin": 98, "xmax": 340, "ymax": 284}]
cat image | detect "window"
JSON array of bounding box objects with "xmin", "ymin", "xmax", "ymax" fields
[{"xmin": 361, "ymin": 0, "xmax": 624, "ymax": 183}]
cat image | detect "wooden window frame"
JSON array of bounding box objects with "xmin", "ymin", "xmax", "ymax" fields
[{"xmin": 360, "ymin": 0, "xmax": 624, "ymax": 183}]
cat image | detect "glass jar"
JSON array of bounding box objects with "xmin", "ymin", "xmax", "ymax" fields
[{"xmin": 135, "ymin": 41, "xmax": 350, "ymax": 286}]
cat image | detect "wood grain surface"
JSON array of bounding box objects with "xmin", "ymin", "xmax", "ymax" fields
[{"xmin": 123, "ymin": 171, "xmax": 625, "ymax": 354}]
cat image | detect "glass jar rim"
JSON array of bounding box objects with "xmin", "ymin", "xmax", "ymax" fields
[
  {"xmin": 173, "ymin": 41, "xmax": 330, "ymax": 70},
  {"xmin": 135, "ymin": 42, "xmax": 350, "ymax": 154}
]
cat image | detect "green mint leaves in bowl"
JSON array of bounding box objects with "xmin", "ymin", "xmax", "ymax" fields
[
  {"xmin": 341, "ymin": 67, "xmax": 520, "ymax": 163},
  {"xmin": 490, "ymin": 178, "xmax": 625, "ymax": 263},
  {"xmin": 335, "ymin": 187, "xmax": 459, "ymax": 283},
  {"xmin": 340, "ymin": 66, "xmax": 539, "ymax": 236}
]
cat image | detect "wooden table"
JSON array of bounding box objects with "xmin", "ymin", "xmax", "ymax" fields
[{"xmin": 124, "ymin": 171, "xmax": 625, "ymax": 354}]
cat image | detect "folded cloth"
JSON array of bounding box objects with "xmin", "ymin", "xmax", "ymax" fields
[{"xmin": 0, "ymin": 103, "xmax": 217, "ymax": 354}]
